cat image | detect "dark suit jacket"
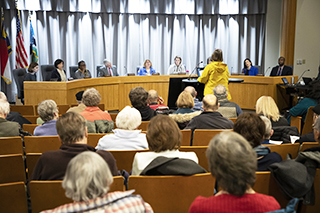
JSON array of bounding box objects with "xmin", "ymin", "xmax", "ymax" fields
[
  {"xmin": 51, "ymin": 69, "xmax": 67, "ymax": 81},
  {"xmin": 270, "ymin": 65, "xmax": 293, "ymax": 76}
]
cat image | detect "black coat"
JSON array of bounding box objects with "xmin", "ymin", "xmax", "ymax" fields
[{"xmin": 270, "ymin": 65, "xmax": 293, "ymax": 76}]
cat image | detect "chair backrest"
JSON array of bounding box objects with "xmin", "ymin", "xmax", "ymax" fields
[
  {"xmin": 96, "ymin": 65, "xmax": 103, "ymax": 76},
  {"xmin": 13, "ymin": 68, "xmax": 27, "ymax": 99},
  {"xmin": 10, "ymin": 105, "xmax": 35, "ymax": 115},
  {"xmin": 128, "ymin": 173, "xmax": 215, "ymax": 213},
  {"xmin": 181, "ymin": 129, "xmax": 192, "ymax": 146},
  {"xmin": 40, "ymin": 65, "xmax": 55, "ymax": 81},
  {"xmin": 193, "ymin": 129, "xmax": 233, "ymax": 146},
  {"xmin": 0, "ymin": 137, "xmax": 23, "ymax": 155},
  {"xmin": 109, "ymin": 113, "xmax": 118, "ymax": 122},
  {"xmin": 137, "ymin": 121, "xmax": 150, "ymax": 131},
  {"xmin": 253, "ymin": 171, "xmax": 271, "ymax": 195},
  {"xmin": 229, "ymin": 117, "xmax": 237, "ymax": 123},
  {"xmin": 109, "ymin": 149, "xmax": 149, "ymax": 172},
  {"xmin": 69, "ymin": 66, "xmax": 78, "ymax": 79},
  {"xmin": 24, "ymin": 136, "xmax": 61, "ymax": 153},
  {"xmin": 302, "ymin": 106, "xmax": 315, "ymax": 135},
  {"xmin": 23, "ymin": 124, "xmax": 39, "ymax": 134},
  {"xmin": 98, "ymin": 103, "xmax": 105, "ymax": 111},
  {"xmin": 179, "ymin": 146, "xmax": 208, "ymax": 171},
  {"xmin": 300, "ymin": 169, "xmax": 320, "ymax": 213},
  {"xmin": 87, "ymin": 133, "xmax": 108, "ymax": 147},
  {"xmin": 26, "ymin": 153, "xmax": 41, "ymax": 179},
  {"xmin": 0, "ymin": 182, "xmax": 28, "ymax": 213},
  {"xmin": 291, "ymin": 116, "xmax": 302, "ymax": 134},
  {"xmin": 263, "ymin": 143, "xmax": 300, "ymax": 160},
  {"xmin": 0, "ymin": 154, "xmax": 26, "ymax": 184},
  {"xmin": 299, "ymin": 142, "xmax": 320, "ymax": 152},
  {"xmin": 24, "ymin": 115, "xmax": 38, "ymax": 124},
  {"xmin": 35, "ymin": 104, "xmax": 70, "ymax": 115}
]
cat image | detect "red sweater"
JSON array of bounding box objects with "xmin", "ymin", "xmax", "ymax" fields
[{"xmin": 189, "ymin": 193, "xmax": 280, "ymax": 213}]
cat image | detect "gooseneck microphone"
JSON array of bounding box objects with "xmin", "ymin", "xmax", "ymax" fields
[
  {"xmin": 188, "ymin": 61, "xmax": 203, "ymax": 80},
  {"xmin": 296, "ymin": 69, "xmax": 310, "ymax": 85},
  {"xmin": 264, "ymin": 67, "xmax": 271, "ymax": 76},
  {"xmin": 124, "ymin": 66, "xmax": 127, "ymax": 75}
]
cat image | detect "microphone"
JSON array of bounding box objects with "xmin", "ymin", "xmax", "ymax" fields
[
  {"xmin": 230, "ymin": 67, "xmax": 233, "ymax": 74},
  {"xmin": 188, "ymin": 61, "xmax": 203, "ymax": 80},
  {"xmin": 264, "ymin": 67, "xmax": 271, "ymax": 76},
  {"xmin": 124, "ymin": 66, "xmax": 127, "ymax": 75},
  {"xmin": 296, "ymin": 69, "xmax": 310, "ymax": 85}
]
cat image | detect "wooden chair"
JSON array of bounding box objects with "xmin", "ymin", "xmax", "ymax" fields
[
  {"xmin": 24, "ymin": 115, "xmax": 38, "ymax": 124},
  {"xmin": 0, "ymin": 137, "xmax": 23, "ymax": 155},
  {"xmin": 229, "ymin": 117, "xmax": 237, "ymax": 123},
  {"xmin": 301, "ymin": 106, "xmax": 315, "ymax": 135},
  {"xmin": 109, "ymin": 149, "xmax": 149, "ymax": 172},
  {"xmin": 268, "ymin": 172, "xmax": 292, "ymax": 208},
  {"xmin": 109, "ymin": 113, "xmax": 118, "ymax": 122},
  {"xmin": 35, "ymin": 104, "xmax": 70, "ymax": 116},
  {"xmin": 291, "ymin": 116, "xmax": 302, "ymax": 134},
  {"xmin": 0, "ymin": 154, "xmax": 26, "ymax": 184},
  {"xmin": 179, "ymin": 146, "xmax": 208, "ymax": 171},
  {"xmin": 300, "ymin": 169, "xmax": 320, "ymax": 213},
  {"xmin": 181, "ymin": 129, "xmax": 192, "ymax": 146},
  {"xmin": 252, "ymin": 171, "xmax": 271, "ymax": 195},
  {"xmin": 128, "ymin": 173, "xmax": 215, "ymax": 213},
  {"xmin": 87, "ymin": 133, "xmax": 108, "ymax": 147},
  {"xmin": 23, "ymin": 123, "xmax": 39, "ymax": 134},
  {"xmin": 0, "ymin": 182, "xmax": 28, "ymax": 213},
  {"xmin": 263, "ymin": 143, "xmax": 300, "ymax": 160},
  {"xmin": 98, "ymin": 103, "xmax": 105, "ymax": 111},
  {"xmin": 10, "ymin": 104, "xmax": 35, "ymax": 115},
  {"xmin": 299, "ymin": 142, "xmax": 320, "ymax": 152},
  {"xmin": 24, "ymin": 136, "xmax": 61, "ymax": 153},
  {"xmin": 26, "ymin": 153, "xmax": 42, "ymax": 179},
  {"xmin": 138, "ymin": 121, "xmax": 150, "ymax": 131},
  {"xmin": 192, "ymin": 129, "xmax": 233, "ymax": 146}
]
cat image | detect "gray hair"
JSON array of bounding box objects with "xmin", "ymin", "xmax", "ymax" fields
[
  {"xmin": 103, "ymin": 59, "xmax": 111, "ymax": 66},
  {"xmin": 0, "ymin": 99, "xmax": 10, "ymax": 115},
  {"xmin": 260, "ymin": 116, "xmax": 272, "ymax": 139},
  {"xmin": 314, "ymin": 116, "xmax": 320, "ymax": 132},
  {"xmin": 82, "ymin": 88, "xmax": 101, "ymax": 107},
  {"xmin": 148, "ymin": 90, "xmax": 158, "ymax": 103},
  {"xmin": 213, "ymin": 85, "xmax": 227, "ymax": 100},
  {"xmin": 207, "ymin": 131, "xmax": 257, "ymax": 197},
  {"xmin": 116, "ymin": 106, "xmax": 142, "ymax": 130},
  {"xmin": 184, "ymin": 86, "xmax": 196, "ymax": 98},
  {"xmin": 62, "ymin": 151, "xmax": 113, "ymax": 202},
  {"xmin": 37, "ymin": 99, "xmax": 58, "ymax": 122}
]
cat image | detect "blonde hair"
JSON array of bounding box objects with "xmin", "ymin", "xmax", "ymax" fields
[
  {"xmin": 176, "ymin": 91, "xmax": 194, "ymax": 109},
  {"xmin": 255, "ymin": 96, "xmax": 280, "ymax": 122},
  {"xmin": 143, "ymin": 59, "xmax": 152, "ymax": 68}
]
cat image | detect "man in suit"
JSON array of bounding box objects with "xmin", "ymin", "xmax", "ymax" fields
[
  {"xmin": 98, "ymin": 59, "xmax": 119, "ymax": 77},
  {"xmin": 270, "ymin": 56, "xmax": 293, "ymax": 76}
]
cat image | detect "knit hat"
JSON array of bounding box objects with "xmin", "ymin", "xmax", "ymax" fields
[
  {"xmin": 312, "ymin": 104, "xmax": 320, "ymax": 115},
  {"xmin": 75, "ymin": 91, "xmax": 84, "ymax": 101}
]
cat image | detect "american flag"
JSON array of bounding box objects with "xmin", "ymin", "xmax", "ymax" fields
[{"xmin": 15, "ymin": 8, "xmax": 28, "ymax": 69}]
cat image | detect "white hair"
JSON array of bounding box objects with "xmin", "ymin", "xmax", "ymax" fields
[
  {"xmin": 103, "ymin": 59, "xmax": 111, "ymax": 65},
  {"xmin": 260, "ymin": 115, "xmax": 272, "ymax": 139},
  {"xmin": 116, "ymin": 106, "xmax": 142, "ymax": 130},
  {"xmin": 62, "ymin": 151, "xmax": 113, "ymax": 202},
  {"xmin": 0, "ymin": 99, "xmax": 10, "ymax": 115},
  {"xmin": 37, "ymin": 99, "xmax": 58, "ymax": 122}
]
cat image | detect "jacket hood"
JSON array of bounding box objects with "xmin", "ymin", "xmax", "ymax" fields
[
  {"xmin": 212, "ymin": 61, "xmax": 228, "ymax": 73},
  {"xmin": 169, "ymin": 111, "xmax": 201, "ymax": 123}
]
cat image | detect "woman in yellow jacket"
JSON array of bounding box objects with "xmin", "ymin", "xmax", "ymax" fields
[{"xmin": 197, "ymin": 49, "xmax": 231, "ymax": 100}]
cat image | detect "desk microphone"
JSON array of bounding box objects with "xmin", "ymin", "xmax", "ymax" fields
[
  {"xmin": 264, "ymin": 67, "xmax": 271, "ymax": 76},
  {"xmin": 124, "ymin": 66, "xmax": 127, "ymax": 75},
  {"xmin": 230, "ymin": 67, "xmax": 233, "ymax": 74},
  {"xmin": 296, "ymin": 69, "xmax": 310, "ymax": 85},
  {"xmin": 188, "ymin": 61, "xmax": 203, "ymax": 80}
]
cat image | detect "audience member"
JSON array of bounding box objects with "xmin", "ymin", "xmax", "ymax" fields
[
  {"xmin": 270, "ymin": 56, "xmax": 293, "ymax": 76},
  {"xmin": 24, "ymin": 62, "xmax": 39, "ymax": 81},
  {"xmin": 41, "ymin": 151, "xmax": 153, "ymax": 213},
  {"xmin": 260, "ymin": 116, "xmax": 274, "ymax": 144},
  {"xmin": 185, "ymin": 94, "xmax": 234, "ymax": 131},
  {"xmin": 168, "ymin": 56, "xmax": 186, "ymax": 74},
  {"xmin": 207, "ymin": 56, "xmax": 212, "ymax": 64},
  {"xmin": 129, "ymin": 87, "xmax": 157, "ymax": 121},
  {"xmin": 304, "ymin": 116, "xmax": 320, "ymax": 151},
  {"xmin": 184, "ymin": 86, "xmax": 203, "ymax": 111},
  {"xmin": 233, "ymin": 112, "xmax": 282, "ymax": 171},
  {"xmin": 213, "ymin": 85, "xmax": 242, "ymax": 118},
  {"xmin": 32, "ymin": 112, "xmax": 118, "ymax": 180},
  {"xmin": 169, "ymin": 91, "xmax": 201, "ymax": 129},
  {"xmin": 33, "ymin": 100, "xmax": 59, "ymax": 136},
  {"xmin": 189, "ymin": 131, "xmax": 280, "ymax": 213},
  {"xmin": 66, "ymin": 91, "xmax": 86, "ymax": 113},
  {"xmin": 0, "ymin": 99, "xmax": 20, "ymax": 137},
  {"xmin": 241, "ymin": 58, "xmax": 258, "ymax": 76},
  {"xmin": 147, "ymin": 90, "xmax": 168, "ymax": 110},
  {"xmin": 132, "ymin": 115, "xmax": 198, "ymax": 175},
  {"xmin": 138, "ymin": 59, "xmax": 156, "ymax": 76},
  {"xmin": 256, "ymin": 96, "xmax": 289, "ymax": 127},
  {"xmin": 75, "ymin": 60, "xmax": 91, "ymax": 79},
  {"xmin": 96, "ymin": 106, "xmax": 148, "ymax": 150},
  {"xmin": 98, "ymin": 59, "xmax": 119, "ymax": 77},
  {"xmin": 51, "ymin": 59, "xmax": 67, "ymax": 81},
  {"xmin": 297, "ymin": 104, "xmax": 320, "ymax": 143}
]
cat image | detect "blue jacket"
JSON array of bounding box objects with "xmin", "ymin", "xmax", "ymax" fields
[
  {"xmin": 138, "ymin": 67, "xmax": 156, "ymax": 76},
  {"xmin": 242, "ymin": 66, "xmax": 258, "ymax": 76}
]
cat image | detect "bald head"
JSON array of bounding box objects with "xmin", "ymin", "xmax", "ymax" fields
[
  {"xmin": 148, "ymin": 90, "xmax": 158, "ymax": 103},
  {"xmin": 0, "ymin": 92, "xmax": 7, "ymax": 101},
  {"xmin": 213, "ymin": 85, "xmax": 227, "ymax": 100},
  {"xmin": 203, "ymin": 94, "xmax": 218, "ymax": 111},
  {"xmin": 184, "ymin": 86, "xmax": 196, "ymax": 98}
]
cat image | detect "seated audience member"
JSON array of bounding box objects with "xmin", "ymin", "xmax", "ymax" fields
[
  {"xmin": 129, "ymin": 87, "xmax": 157, "ymax": 121},
  {"xmin": 138, "ymin": 59, "xmax": 156, "ymax": 76},
  {"xmin": 233, "ymin": 112, "xmax": 282, "ymax": 171},
  {"xmin": 96, "ymin": 106, "xmax": 148, "ymax": 150},
  {"xmin": 132, "ymin": 115, "xmax": 199, "ymax": 175},
  {"xmin": 66, "ymin": 91, "xmax": 86, "ymax": 113},
  {"xmin": 185, "ymin": 94, "xmax": 234, "ymax": 131},
  {"xmin": 168, "ymin": 56, "xmax": 186, "ymax": 74},
  {"xmin": 169, "ymin": 91, "xmax": 201, "ymax": 129},
  {"xmin": 297, "ymin": 104, "xmax": 320, "ymax": 143},
  {"xmin": 303, "ymin": 116, "xmax": 320, "ymax": 152},
  {"xmin": 184, "ymin": 86, "xmax": 203, "ymax": 111},
  {"xmin": 75, "ymin": 60, "xmax": 91, "ymax": 79},
  {"xmin": 270, "ymin": 56, "xmax": 293, "ymax": 76},
  {"xmin": 32, "ymin": 112, "xmax": 118, "ymax": 180},
  {"xmin": 0, "ymin": 99, "xmax": 20, "ymax": 137},
  {"xmin": 147, "ymin": 89, "xmax": 168, "ymax": 110},
  {"xmin": 33, "ymin": 100, "xmax": 59, "ymax": 136},
  {"xmin": 213, "ymin": 85, "xmax": 242, "ymax": 118},
  {"xmin": 24, "ymin": 62, "xmax": 38, "ymax": 81},
  {"xmin": 260, "ymin": 116, "xmax": 274, "ymax": 144},
  {"xmin": 42, "ymin": 151, "xmax": 153, "ymax": 213},
  {"xmin": 241, "ymin": 58, "xmax": 258, "ymax": 76},
  {"xmin": 207, "ymin": 56, "xmax": 213, "ymax": 64},
  {"xmin": 51, "ymin": 59, "xmax": 67, "ymax": 81},
  {"xmin": 256, "ymin": 96, "xmax": 289, "ymax": 127},
  {"xmin": 0, "ymin": 92, "xmax": 31, "ymax": 127},
  {"xmin": 189, "ymin": 131, "xmax": 280, "ymax": 213},
  {"xmin": 98, "ymin": 59, "xmax": 119, "ymax": 77}
]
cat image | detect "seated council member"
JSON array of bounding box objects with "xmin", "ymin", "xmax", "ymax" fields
[
  {"xmin": 270, "ymin": 56, "xmax": 293, "ymax": 76},
  {"xmin": 98, "ymin": 59, "xmax": 119, "ymax": 77},
  {"xmin": 189, "ymin": 131, "xmax": 280, "ymax": 213},
  {"xmin": 168, "ymin": 56, "xmax": 186, "ymax": 74},
  {"xmin": 138, "ymin": 59, "xmax": 156, "ymax": 76},
  {"xmin": 75, "ymin": 60, "xmax": 91, "ymax": 79},
  {"xmin": 33, "ymin": 100, "xmax": 59, "ymax": 136},
  {"xmin": 51, "ymin": 59, "xmax": 67, "ymax": 81},
  {"xmin": 241, "ymin": 58, "xmax": 258, "ymax": 76},
  {"xmin": 24, "ymin": 62, "xmax": 39, "ymax": 81}
]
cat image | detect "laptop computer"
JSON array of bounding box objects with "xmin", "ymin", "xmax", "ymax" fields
[{"xmin": 302, "ymin": 77, "xmax": 312, "ymax": 86}]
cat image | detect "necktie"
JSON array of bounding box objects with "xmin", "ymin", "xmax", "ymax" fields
[
  {"xmin": 277, "ymin": 67, "xmax": 282, "ymax": 76},
  {"xmin": 109, "ymin": 68, "xmax": 112, "ymax": 76}
]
